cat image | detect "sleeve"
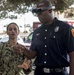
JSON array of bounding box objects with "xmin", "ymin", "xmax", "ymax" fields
[
  {"xmin": 0, "ymin": 43, "xmax": 4, "ymax": 58},
  {"xmin": 0, "ymin": 43, "xmax": 4, "ymax": 71},
  {"xmin": 63, "ymin": 26, "xmax": 74, "ymax": 53}
]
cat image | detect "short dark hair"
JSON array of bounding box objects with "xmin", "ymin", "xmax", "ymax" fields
[
  {"xmin": 32, "ymin": 0, "xmax": 53, "ymax": 13},
  {"xmin": 36, "ymin": 0, "xmax": 52, "ymax": 9},
  {"xmin": 7, "ymin": 22, "xmax": 19, "ymax": 31}
]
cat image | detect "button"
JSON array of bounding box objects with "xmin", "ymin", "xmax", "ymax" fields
[
  {"xmin": 44, "ymin": 37, "xmax": 46, "ymax": 39},
  {"xmin": 45, "ymin": 45, "xmax": 47, "ymax": 47},
  {"xmin": 53, "ymin": 36, "xmax": 55, "ymax": 38},
  {"xmin": 44, "ymin": 61, "xmax": 46, "ymax": 64},
  {"xmin": 45, "ymin": 29, "xmax": 47, "ymax": 32},
  {"xmin": 45, "ymin": 53, "xmax": 47, "ymax": 55}
]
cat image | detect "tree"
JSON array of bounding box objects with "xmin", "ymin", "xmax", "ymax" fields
[{"xmin": 0, "ymin": 0, "xmax": 74, "ymax": 19}]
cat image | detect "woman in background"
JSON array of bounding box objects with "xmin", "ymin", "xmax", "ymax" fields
[{"xmin": 0, "ymin": 22, "xmax": 31, "ymax": 75}]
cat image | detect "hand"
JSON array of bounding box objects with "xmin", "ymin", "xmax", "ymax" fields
[
  {"xmin": 12, "ymin": 44, "xmax": 25, "ymax": 54},
  {"xmin": 18, "ymin": 58, "xmax": 31, "ymax": 70}
]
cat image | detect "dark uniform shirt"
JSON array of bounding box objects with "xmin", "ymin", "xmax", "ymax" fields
[{"xmin": 30, "ymin": 18, "xmax": 74, "ymax": 68}]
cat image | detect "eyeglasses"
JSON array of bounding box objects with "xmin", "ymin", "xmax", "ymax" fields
[{"xmin": 32, "ymin": 8, "xmax": 48, "ymax": 16}]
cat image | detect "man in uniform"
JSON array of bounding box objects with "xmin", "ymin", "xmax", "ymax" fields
[{"xmin": 13, "ymin": 0, "xmax": 74, "ymax": 75}]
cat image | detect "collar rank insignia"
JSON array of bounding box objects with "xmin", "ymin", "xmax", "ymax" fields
[
  {"xmin": 71, "ymin": 28, "xmax": 74, "ymax": 37},
  {"xmin": 54, "ymin": 26, "xmax": 59, "ymax": 32}
]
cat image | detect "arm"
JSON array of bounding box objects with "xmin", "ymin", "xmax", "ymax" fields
[
  {"xmin": 69, "ymin": 51, "xmax": 74, "ymax": 75},
  {"xmin": 23, "ymin": 47, "xmax": 37, "ymax": 59},
  {"xmin": 23, "ymin": 31, "xmax": 37, "ymax": 59},
  {"xmin": 13, "ymin": 44, "xmax": 37, "ymax": 59}
]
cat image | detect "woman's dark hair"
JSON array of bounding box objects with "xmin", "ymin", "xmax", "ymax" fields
[{"xmin": 7, "ymin": 22, "xmax": 19, "ymax": 31}]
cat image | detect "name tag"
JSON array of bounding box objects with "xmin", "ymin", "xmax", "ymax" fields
[{"xmin": 43, "ymin": 68, "xmax": 50, "ymax": 73}]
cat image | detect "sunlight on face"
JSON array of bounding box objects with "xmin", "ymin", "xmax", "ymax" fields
[{"xmin": 7, "ymin": 23, "xmax": 19, "ymax": 39}]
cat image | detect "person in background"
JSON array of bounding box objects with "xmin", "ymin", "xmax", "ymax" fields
[
  {"xmin": 0, "ymin": 22, "xmax": 31, "ymax": 75},
  {"xmin": 13, "ymin": 0, "xmax": 74, "ymax": 75}
]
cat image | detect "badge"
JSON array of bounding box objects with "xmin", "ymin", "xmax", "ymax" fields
[
  {"xmin": 54, "ymin": 26, "xmax": 59, "ymax": 32},
  {"xmin": 71, "ymin": 28, "xmax": 74, "ymax": 37}
]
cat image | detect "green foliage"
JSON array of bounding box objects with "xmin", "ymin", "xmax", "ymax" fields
[
  {"xmin": 54, "ymin": 0, "xmax": 74, "ymax": 10},
  {"xmin": 7, "ymin": 0, "xmax": 41, "ymax": 6},
  {"xmin": 0, "ymin": 0, "xmax": 74, "ymax": 19}
]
